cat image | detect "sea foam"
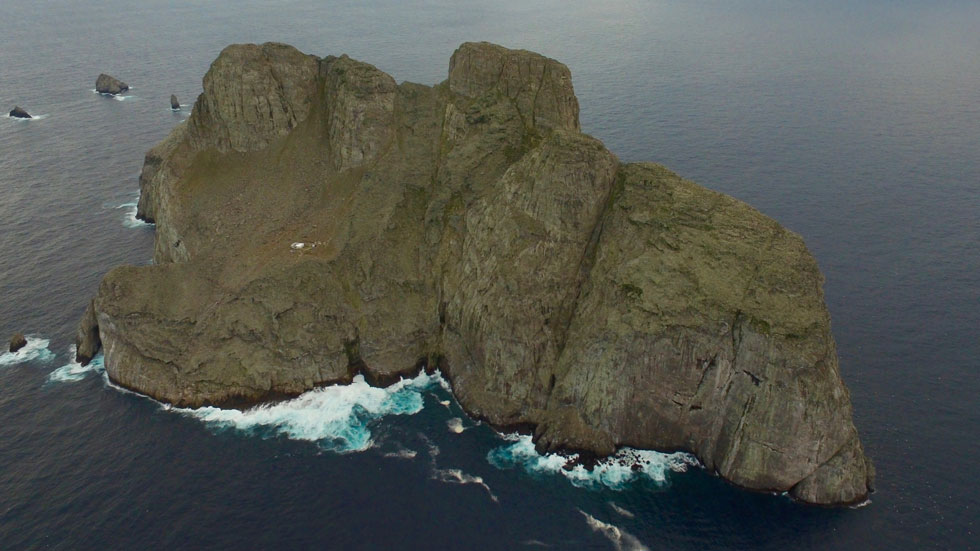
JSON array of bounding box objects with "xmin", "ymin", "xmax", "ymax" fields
[
  {"xmin": 177, "ymin": 372, "xmax": 443, "ymax": 453},
  {"xmin": 117, "ymin": 199, "xmax": 152, "ymax": 228},
  {"xmin": 5, "ymin": 113, "xmax": 49, "ymax": 120},
  {"xmin": 419, "ymin": 433, "xmax": 499, "ymax": 502},
  {"xmin": 487, "ymin": 434, "xmax": 698, "ymax": 490},
  {"xmin": 432, "ymin": 468, "xmax": 499, "ymax": 503},
  {"xmin": 0, "ymin": 337, "xmax": 55, "ymax": 367},
  {"xmin": 608, "ymin": 502, "xmax": 635, "ymax": 519},
  {"xmin": 578, "ymin": 510, "xmax": 649, "ymax": 551},
  {"xmin": 47, "ymin": 345, "xmax": 105, "ymax": 382},
  {"xmin": 91, "ymin": 89, "xmax": 136, "ymax": 101}
]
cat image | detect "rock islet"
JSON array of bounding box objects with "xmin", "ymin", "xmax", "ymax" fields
[
  {"xmin": 95, "ymin": 73, "xmax": 128, "ymax": 95},
  {"xmin": 8, "ymin": 106, "xmax": 31, "ymax": 119}
]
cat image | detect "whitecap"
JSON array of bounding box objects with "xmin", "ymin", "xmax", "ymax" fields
[
  {"xmin": 432, "ymin": 468, "xmax": 499, "ymax": 503},
  {"xmin": 0, "ymin": 337, "xmax": 55, "ymax": 367},
  {"xmin": 608, "ymin": 502, "xmax": 635, "ymax": 519},
  {"xmin": 382, "ymin": 447, "xmax": 418, "ymax": 460},
  {"xmin": 47, "ymin": 345, "xmax": 104, "ymax": 382},
  {"xmin": 447, "ymin": 417, "xmax": 465, "ymax": 434},
  {"xmin": 416, "ymin": 431, "xmax": 497, "ymax": 502},
  {"xmin": 91, "ymin": 89, "xmax": 135, "ymax": 101},
  {"xmin": 487, "ymin": 434, "xmax": 698, "ymax": 490},
  {"xmin": 578, "ymin": 510, "xmax": 649, "ymax": 551},
  {"xmin": 177, "ymin": 371, "xmax": 444, "ymax": 453},
  {"xmin": 849, "ymin": 498, "xmax": 872, "ymax": 509}
]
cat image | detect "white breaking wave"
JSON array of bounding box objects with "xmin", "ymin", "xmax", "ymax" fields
[
  {"xmin": 47, "ymin": 345, "xmax": 104, "ymax": 382},
  {"xmin": 0, "ymin": 337, "xmax": 55, "ymax": 366},
  {"xmin": 578, "ymin": 510, "xmax": 649, "ymax": 551},
  {"xmin": 177, "ymin": 372, "xmax": 444, "ymax": 453},
  {"xmin": 91, "ymin": 89, "xmax": 136, "ymax": 101},
  {"xmin": 116, "ymin": 199, "xmax": 152, "ymax": 228},
  {"xmin": 487, "ymin": 434, "xmax": 698, "ymax": 490},
  {"xmin": 850, "ymin": 498, "xmax": 872, "ymax": 509}
]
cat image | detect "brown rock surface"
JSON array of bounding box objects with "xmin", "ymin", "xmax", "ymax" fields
[
  {"xmin": 8, "ymin": 106, "xmax": 31, "ymax": 119},
  {"xmin": 95, "ymin": 74, "xmax": 128, "ymax": 95},
  {"xmin": 9, "ymin": 333, "xmax": 27, "ymax": 353},
  {"xmin": 79, "ymin": 41, "xmax": 872, "ymax": 505}
]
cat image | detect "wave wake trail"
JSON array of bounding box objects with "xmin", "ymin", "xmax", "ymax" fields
[
  {"xmin": 419, "ymin": 433, "xmax": 499, "ymax": 502},
  {"xmin": 579, "ymin": 509, "xmax": 649, "ymax": 551}
]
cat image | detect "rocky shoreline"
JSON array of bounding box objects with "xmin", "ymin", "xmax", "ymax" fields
[{"xmin": 76, "ymin": 41, "xmax": 873, "ymax": 505}]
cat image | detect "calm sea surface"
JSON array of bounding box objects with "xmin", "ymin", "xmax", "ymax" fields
[{"xmin": 1, "ymin": 1, "xmax": 977, "ymax": 549}]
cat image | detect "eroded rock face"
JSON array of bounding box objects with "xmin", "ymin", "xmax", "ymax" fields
[
  {"xmin": 79, "ymin": 41, "xmax": 873, "ymax": 505},
  {"xmin": 75, "ymin": 299, "xmax": 101, "ymax": 365},
  {"xmin": 95, "ymin": 74, "xmax": 128, "ymax": 95}
]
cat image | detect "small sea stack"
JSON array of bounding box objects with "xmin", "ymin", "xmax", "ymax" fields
[
  {"xmin": 95, "ymin": 73, "xmax": 129, "ymax": 95},
  {"xmin": 170, "ymin": 95, "xmax": 180, "ymax": 110},
  {"xmin": 8, "ymin": 106, "xmax": 32, "ymax": 119},
  {"xmin": 9, "ymin": 333, "xmax": 27, "ymax": 353}
]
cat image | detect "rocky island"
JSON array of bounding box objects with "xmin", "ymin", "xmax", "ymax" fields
[
  {"xmin": 8, "ymin": 106, "xmax": 31, "ymax": 119},
  {"xmin": 95, "ymin": 73, "xmax": 128, "ymax": 95},
  {"xmin": 76, "ymin": 42, "xmax": 873, "ymax": 505},
  {"xmin": 9, "ymin": 333, "xmax": 27, "ymax": 353}
]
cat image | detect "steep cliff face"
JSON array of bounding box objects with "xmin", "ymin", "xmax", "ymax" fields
[{"xmin": 78, "ymin": 41, "xmax": 873, "ymax": 505}]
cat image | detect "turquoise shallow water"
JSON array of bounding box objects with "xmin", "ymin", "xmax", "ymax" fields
[{"xmin": 1, "ymin": 1, "xmax": 978, "ymax": 549}]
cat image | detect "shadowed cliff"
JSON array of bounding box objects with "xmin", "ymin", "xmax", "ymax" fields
[{"xmin": 77, "ymin": 41, "xmax": 873, "ymax": 505}]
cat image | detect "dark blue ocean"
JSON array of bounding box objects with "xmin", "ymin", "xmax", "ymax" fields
[{"xmin": 1, "ymin": 1, "xmax": 977, "ymax": 549}]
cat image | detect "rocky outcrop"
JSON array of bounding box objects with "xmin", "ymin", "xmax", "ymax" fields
[
  {"xmin": 8, "ymin": 106, "xmax": 31, "ymax": 119},
  {"xmin": 75, "ymin": 300, "xmax": 101, "ymax": 365},
  {"xmin": 9, "ymin": 333, "xmax": 27, "ymax": 353},
  {"xmin": 78, "ymin": 41, "xmax": 873, "ymax": 505},
  {"xmin": 170, "ymin": 95, "xmax": 180, "ymax": 110},
  {"xmin": 95, "ymin": 74, "xmax": 128, "ymax": 95}
]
